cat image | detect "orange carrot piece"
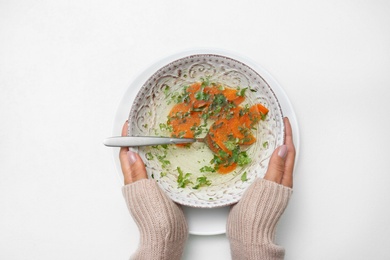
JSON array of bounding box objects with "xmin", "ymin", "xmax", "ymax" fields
[
  {"xmin": 217, "ymin": 163, "xmax": 237, "ymax": 174},
  {"xmin": 232, "ymin": 96, "xmax": 245, "ymax": 106},
  {"xmin": 222, "ymin": 87, "xmax": 238, "ymax": 101},
  {"xmin": 250, "ymin": 104, "xmax": 269, "ymax": 116},
  {"xmin": 205, "ymin": 86, "xmax": 221, "ymax": 96},
  {"xmin": 209, "ymin": 119, "xmax": 231, "ymax": 154},
  {"xmin": 187, "ymin": 82, "xmax": 202, "ymax": 102}
]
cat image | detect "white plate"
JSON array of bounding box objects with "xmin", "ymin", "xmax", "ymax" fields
[{"xmin": 110, "ymin": 49, "xmax": 300, "ymax": 235}]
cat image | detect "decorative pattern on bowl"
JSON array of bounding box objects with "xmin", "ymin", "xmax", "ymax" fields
[{"xmin": 128, "ymin": 54, "xmax": 284, "ymax": 208}]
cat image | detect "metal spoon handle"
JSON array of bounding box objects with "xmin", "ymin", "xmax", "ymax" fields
[{"xmin": 103, "ymin": 136, "xmax": 197, "ymax": 147}]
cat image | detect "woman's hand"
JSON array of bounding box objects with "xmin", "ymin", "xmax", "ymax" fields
[
  {"xmin": 264, "ymin": 117, "xmax": 296, "ymax": 187},
  {"xmin": 119, "ymin": 121, "xmax": 147, "ymax": 185},
  {"xmin": 119, "ymin": 123, "xmax": 188, "ymax": 260},
  {"xmin": 226, "ymin": 117, "xmax": 296, "ymax": 259}
]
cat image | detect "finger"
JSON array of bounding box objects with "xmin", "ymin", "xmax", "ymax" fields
[
  {"xmin": 126, "ymin": 150, "xmax": 147, "ymax": 184},
  {"xmin": 284, "ymin": 117, "xmax": 293, "ymax": 146},
  {"xmin": 264, "ymin": 144, "xmax": 287, "ymax": 184},
  {"xmin": 281, "ymin": 117, "xmax": 295, "ymax": 188},
  {"xmin": 118, "ymin": 121, "xmax": 148, "ymax": 185},
  {"xmin": 119, "ymin": 121, "xmax": 129, "ymax": 162},
  {"xmin": 119, "ymin": 121, "xmax": 131, "ymax": 183}
]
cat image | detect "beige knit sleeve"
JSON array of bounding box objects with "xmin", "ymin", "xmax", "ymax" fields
[
  {"xmin": 226, "ymin": 178, "xmax": 292, "ymax": 260},
  {"xmin": 122, "ymin": 179, "xmax": 188, "ymax": 260}
]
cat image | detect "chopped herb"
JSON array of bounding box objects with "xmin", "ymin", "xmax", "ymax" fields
[
  {"xmin": 200, "ymin": 165, "xmax": 216, "ymax": 173},
  {"xmin": 241, "ymin": 171, "xmax": 248, "ymax": 182},
  {"xmin": 263, "ymin": 141, "xmax": 269, "ymax": 149},
  {"xmin": 261, "ymin": 113, "xmax": 267, "ymax": 120},
  {"xmin": 145, "ymin": 152, "xmax": 154, "ymax": 160},
  {"xmin": 160, "ymin": 172, "xmax": 167, "ymax": 177},
  {"xmin": 156, "ymin": 152, "xmax": 170, "ymax": 168},
  {"xmin": 167, "ymin": 86, "xmax": 190, "ymax": 104},
  {"xmin": 191, "ymin": 124, "xmax": 207, "ymax": 137},
  {"xmin": 210, "ymin": 154, "xmax": 223, "ymax": 165},
  {"xmin": 237, "ymin": 87, "xmax": 248, "ymax": 97},
  {"xmin": 213, "ymin": 94, "xmax": 227, "ymax": 106},
  {"xmin": 218, "ymin": 150, "xmax": 229, "ymax": 159},
  {"xmin": 178, "ymin": 131, "xmax": 186, "ymax": 138},
  {"xmin": 163, "ymin": 85, "xmax": 170, "ymax": 98},
  {"xmin": 195, "ymin": 90, "xmax": 210, "ymax": 101},
  {"xmin": 224, "ymin": 140, "xmax": 238, "ymax": 151},
  {"xmin": 230, "ymin": 147, "xmax": 240, "ymax": 163},
  {"xmin": 159, "ymin": 123, "xmax": 173, "ymax": 132},
  {"xmin": 239, "ymin": 104, "xmax": 250, "ymax": 117},
  {"xmin": 193, "ymin": 175, "xmax": 211, "ymax": 189},
  {"xmin": 200, "ymin": 76, "xmax": 211, "ymax": 87},
  {"xmin": 237, "ymin": 151, "xmax": 251, "ymax": 166},
  {"xmin": 177, "ymin": 167, "xmax": 192, "ymax": 188}
]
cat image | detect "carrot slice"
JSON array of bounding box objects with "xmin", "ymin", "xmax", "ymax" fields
[
  {"xmin": 168, "ymin": 102, "xmax": 201, "ymax": 139},
  {"xmin": 208, "ymin": 119, "xmax": 231, "ymax": 154},
  {"xmin": 254, "ymin": 103, "xmax": 269, "ymax": 115},
  {"xmin": 187, "ymin": 82, "xmax": 202, "ymax": 102},
  {"xmin": 232, "ymin": 96, "xmax": 245, "ymax": 106},
  {"xmin": 222, "ymin": 88, "xmax": 238, "ymax": 101},
  {"xmin": 217, "ymin": 163, "xmax": 237, "ymax": 174},
  {"xmin": 205, "ymin": 86, "xmax": 221, "ymax": 96},
  {"xmin": 222, "ymin": 87, "xmax": 245, "ymax": 105}
]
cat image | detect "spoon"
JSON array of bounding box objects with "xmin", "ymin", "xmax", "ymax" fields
[
  {"xmin": 103, "ymin": 134, "xmax": 220, "ymax": 153},
  {"xmin": 103, "ymin": 136, "xmax": 196, "ymax": 147}
]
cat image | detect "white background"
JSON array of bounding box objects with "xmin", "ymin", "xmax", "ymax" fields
[{"xmin": 1, "ymin": 0, "xmax": 389, "ymax": 259}]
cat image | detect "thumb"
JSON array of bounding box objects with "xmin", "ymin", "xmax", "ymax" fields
[
  {"xmin": 264, "ymin": 145, "xmax": 288, "ymax": 185},
  {"xmin": 124, "ymin": 150, "xmax": 148, "ymax": 184}
]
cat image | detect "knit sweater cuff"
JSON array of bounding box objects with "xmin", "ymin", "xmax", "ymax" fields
[
  {"xmin": 122, "ymin": 179, "xmax": 188, "ymax": 260},
  {"xmin": 226, "ymin": 178, "xmax": 292, "ymax": 259}
]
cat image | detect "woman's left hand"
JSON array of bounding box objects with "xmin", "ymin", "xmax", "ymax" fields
[{"xmin": 119, "ymin": 121, "xmax": 147, "ymax": 185}]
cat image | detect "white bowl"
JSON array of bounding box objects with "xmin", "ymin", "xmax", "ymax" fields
[{"xmin": 128, "ymin": 53, "xmax": 284, "ymax": 208}]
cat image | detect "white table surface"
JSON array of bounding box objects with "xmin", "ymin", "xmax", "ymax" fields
[{"xmin": 1, "ymin": 1, "xmax": 390, "ymax": 259}]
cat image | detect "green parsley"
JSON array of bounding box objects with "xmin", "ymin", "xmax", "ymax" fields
[
  {"xmin": 193, "ymin": 175, "xmax": 211, "ymax": 189},
  {"xmin": 237, "ymin": 87, "xmax": 248, "ymax": 97},
  {"xmin": 237, "ymin": 151, "xmax": 251, "ymax": 166},
  {"xmin": 156, "ymin": 151, "xmax": 170, "ymax": 168},
  {"xmin": 241, "ymin": 171, "xmax": 248, "ymax": 182},
  {"xmin": 195, "ymin": 90, "xmax": 210, "ymax": 101},
  {"xmin": 177, "ymin": 167, "xmax": 192, "ymax": 188},
  {"xmin": 224, "ymin": 140, "xmax": 238, "ymax": 151},
  {"xmin": 159, "ymin": 123, "xmax": 173, "ymax": 133},
  {"xmin": 200, "ymin": 165, "xmax": 216, "ymax": 173},
  {"xmin": 200, "ymin": 76, "xmax": 211, "ymax": 87},
  {"xmin": 145, "ymin": 152, "xmax": 154, "ymax": 160},
  {"xmin": 163, "ymin": 85, "xmax": 170, "ymax": 98}
]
